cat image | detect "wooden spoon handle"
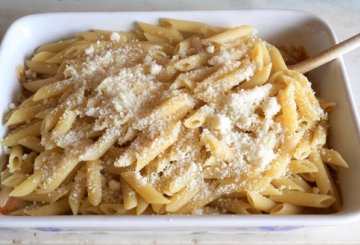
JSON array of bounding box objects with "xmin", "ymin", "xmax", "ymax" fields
[{"xmin": 289, "ymin": 33, "xmax": 360, "ymax": 74}]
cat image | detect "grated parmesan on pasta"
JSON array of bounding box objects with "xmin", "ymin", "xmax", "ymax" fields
[{"xmin": 0, "ymin": 18, "xmax": 348, "ymax": 216}]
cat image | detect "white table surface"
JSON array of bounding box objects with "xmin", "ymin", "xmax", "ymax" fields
[{"xmin": 0, "ymin": 0, "xmax": 359, "ymax": 244}]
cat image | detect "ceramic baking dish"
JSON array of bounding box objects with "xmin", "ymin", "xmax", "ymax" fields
[{"xmin": 0, "ymin": 10, "xmax": 360, "ymax": 231}]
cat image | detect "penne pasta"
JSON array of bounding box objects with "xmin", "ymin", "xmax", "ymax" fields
[
  {"xmin": 278, "ymin": 83, "xmax": 297, "ymax": 134},
  {"xmin": 86, "ymin": 160, "xmax": 103, "ymax": 206},
  {"xmin": 121, "ymin": 171, "xmax": 170, "ymax": 205},
  {"xmin": 173, "ymin": 52, "xmax": 209, "ymax": 72},
  {"xmin": 8, "ymin": 146, "xmax": 23, "ymax": 173},
  {"xmin": 0, "ymin": 18, "xmax": 347, "ymax": 216},
  {"xmin": 288, "ymin": 159, "xmax": 318, "ymax": 174},
  {"xmin": 269, "ymin": 46, "xmax": 287, "ymax": 73},
  {"xmin": 137, "ymin": 21, "xmax": 184, "ymax": 44},
  {"xmin": 237, "ymin": 63, "xmax": 272, "ymax": 90},
  {"xmin": 69, "ymin": 169, "xmax": 86, "ymax": 215},
  {"xmin": 247, "ymin": 191, "xmax": 277, "ymax": 213},
  {"xmin": 6, "ymin": 105, "xmax": 44, "ymax": 125},
  {"xmin": 26, "ymin": 60, "xmax": 59, "ymax": 74},
  {"xmin": 212, "ymin": 198, "xmax": 261, "ymax": 214},
  {"xmin": 143, "ymin": 32, "xmax": 174, "ymax": 55},
  {"xmin": 159, "ymin": 18, "xmax": 209, "ymax": 33},
  {"xmin": 270, "ymin": 191, "xmax": 335, "ymax": 208},
  {"xmin": 2, "ymin": 121, "xmax": 42, "ymax": 147},
  {"xmin": 36, "ymin": 39, "xmax": 77, "ymax": 53},
  {"xmin": 31, "ymin": 51, "xmax": 56, "ymax": 62},
  {"xmin": 18, "ymin": 136, "xmax": 44, "ymax": 153},
  {"xmin": 120, "ymin": 177, "xmax": 138, "ymax": 210},
  {"xmin": 24, "ymin": 198, "xmax": 71, "ymax": 216},
  {"xmin": 270, "ymin": 203, "xmax": 302, "ymax": 215},
  {"xmin": 202, "ymin": 25, "xmax": 255, "ymax": 45},
  {"xmin": 321, "ymin": 148, "xmax": 349, "ymax": 168}
]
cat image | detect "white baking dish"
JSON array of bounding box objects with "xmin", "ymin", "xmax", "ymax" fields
[{"xmin": 0, "ymin": 10, "xmax": 360, "ymax": 231}]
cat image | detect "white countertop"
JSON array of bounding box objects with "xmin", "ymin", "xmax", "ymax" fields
[{"xmin": 0, "ymin": 0, "xmax": 359, "ymax": 244}]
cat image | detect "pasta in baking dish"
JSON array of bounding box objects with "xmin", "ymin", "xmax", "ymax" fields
[{"xmin": 0, "ymin": 18, "xmax": 348, "ymax": 215}]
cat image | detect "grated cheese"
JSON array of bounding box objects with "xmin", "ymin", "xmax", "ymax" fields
[
  {"xmin": 207, "ymin": 114, "xmax": 232, "ymax": 135},
  {"xmin": 108, "ymin": 179, "xmax": 121, "ymax": 191},
  {"xmin": 205, "ymin": 45, "xmax": 215, "ymax": 54},
  {"xmin": 21, "ymin": 153, "xmax": 29, "ymax": 160},
  {"xmin": 110, "ymin": 32, "xmax": 121, "ymax": 42},
  {"xmin": 85, "ymin": 46, "xmax": 95, "ymax": 56},
  {"xmin": 262, "ymin": 97, "xmax": 281, "ymax": 119},
  {"xmin": 150, "ymin": 63, "xmax": 162, "ymax": 75}
]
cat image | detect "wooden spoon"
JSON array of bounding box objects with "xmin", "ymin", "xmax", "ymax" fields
[{"xmin": 289, "ymin": 33, "xmax": 360, "ymax": 74}]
